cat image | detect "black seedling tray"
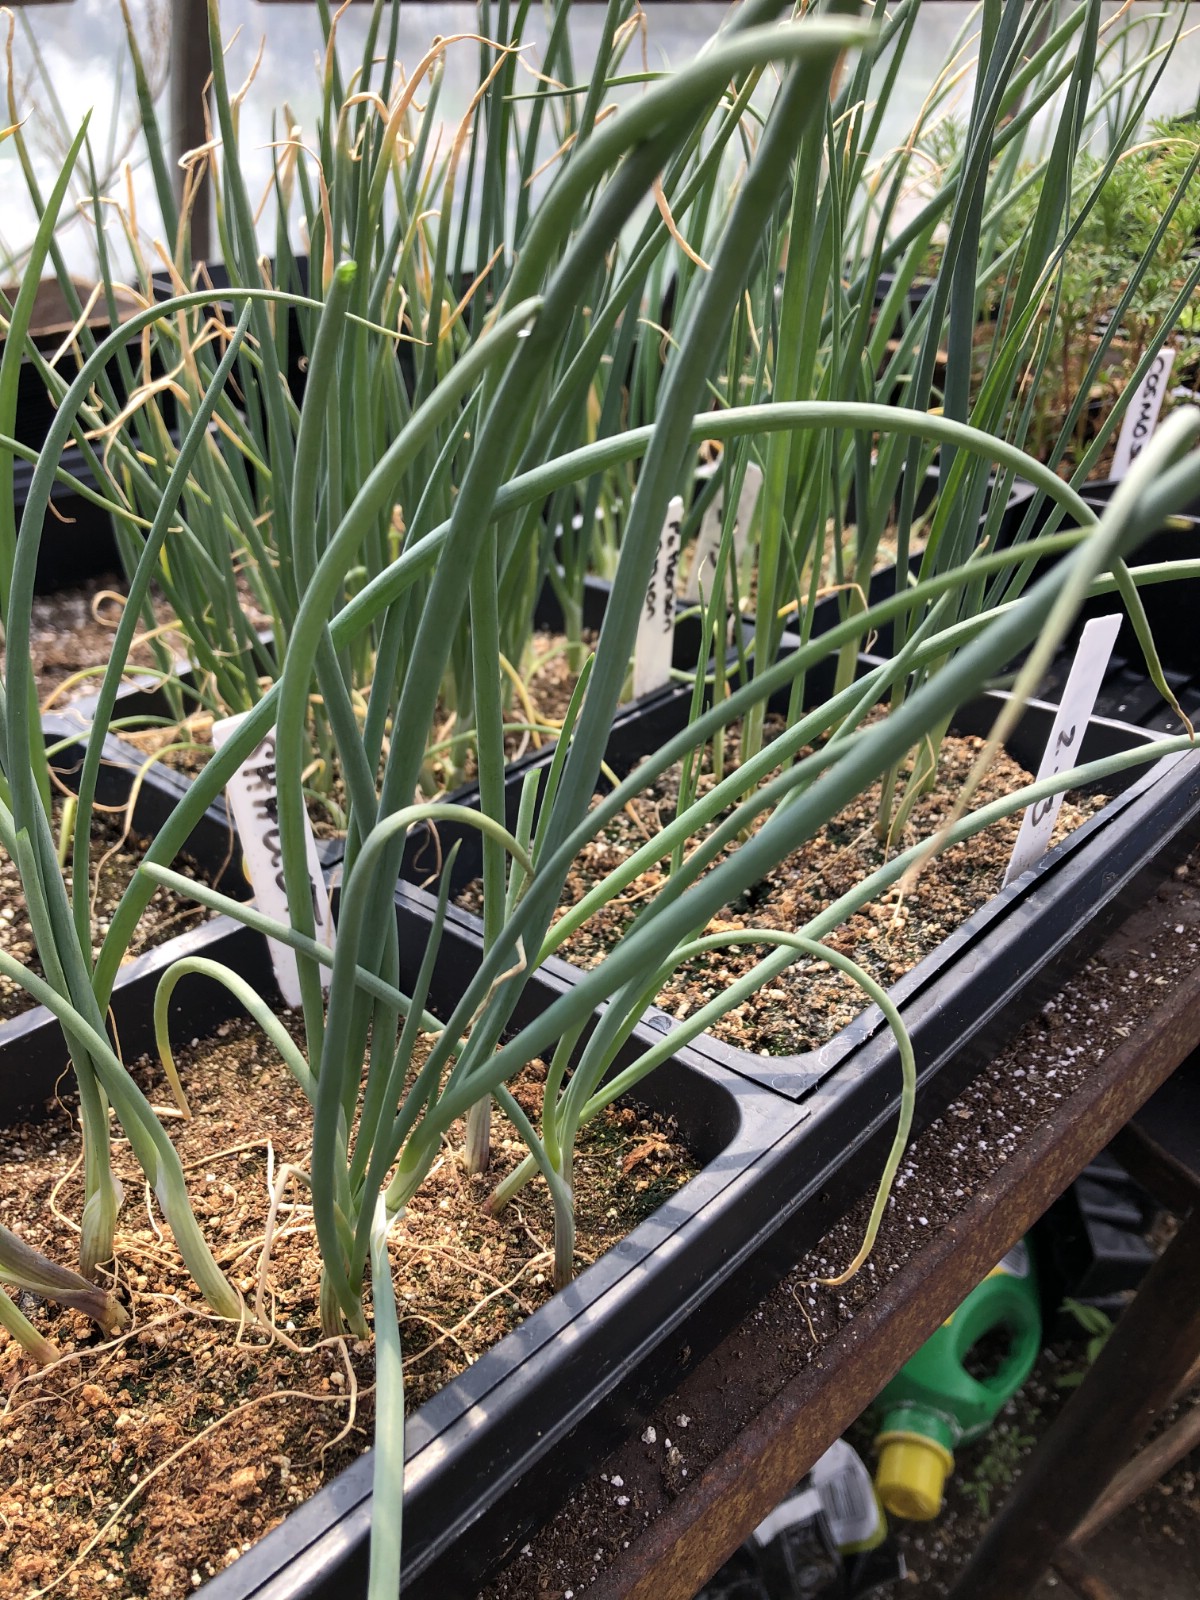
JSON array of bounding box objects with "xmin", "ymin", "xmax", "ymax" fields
[
  {"xmin": 764, "ymin": 469, "xmax": 1035, "ymax": 649},
  {"xmin": 200, "ymin": 725, "xmax": 1200, "ymax": 1597},
  {"xmin": 191, "ymin": 889, "xmax": 810, "ymax": 1600},
  {"xmin": 1083, "ymin": 473, "xmax": 1200, "ymax": 522},
  {"xmin": 0, "ymin": 885, "xmax": 858, "ymax": 1600},
  {"xmin": 1034, "ymin": 1153, "xmax": 1159, "ymax": 1338},
  {"xmin": 391, "ymin": 579, "xmax": 745, "ymax": 893},
  {"xmin": 397, "ymin": 661, "xmax": 711, "ymax": 897},
  {"xmin": 153, "ymin": 256, "xmax": 490, "ymax": 411},
  {"xmin": 0, "ymin": 300, "xmax": 169, "ymax": 459},
  {"xmin": 534, "ymin": 566, "xmax": 719, "ymax": 678},
  {"xmin": 48, "ymin": 681, "xmax": 343, "ymax": 880},
  {"xmin": 16, "ymin": 448, "xmax": 122, "ymax": 593},
  {"xmin": 398, "ymin": 640, "xmax": 1200, "ymax": 1100},
  {"xmin": 842, "ymin": 460, "xmax": 1031, "ymax": 530},
  {"xmin": 36, "ymin": 716, "xmax": 337, "ymax": 1009},
  {"xmin": 871, "ymin": 268, "xmax": 936, "ymax": 339},
  {"xmin": 58, "ymin": 562, "xmax": 724, "ymax": 892},
  {"xmin": 1076, "ymin": 480, "xmax": 1200, "ymax": 682},
  {"xmin": 684, "ymin": 698, "xmax": 1198, "ymax": 1099},
  {"xmin": 42, "ymin": 714, "xmax": 252, "ymax": 902},
  {"xmin": 12, "ymin": 735, "xmax": 1198, "ymax": 1599},
  {"xmin": 203, "ymin": 823, "xmax": 1192, "ymax": 1600},
  {"xmin": 0, "ymin": 913, "xmax": 275, "ymax": 1122},
  {"xmin": 59, "ymin": 627, "xmax": 278, "ymax": 735},
  {"xmin": 153, "ymin": 260, "xmax": 309, "ymax": 411},
  {"xmin": 1005, "ymin": 482, "xmax": 1200, "ymax": 741}
]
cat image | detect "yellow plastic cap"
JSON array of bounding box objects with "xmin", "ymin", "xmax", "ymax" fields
[{"xmin": 875, "ymin": 1434, "xmax": 953, "ymax": 1521}]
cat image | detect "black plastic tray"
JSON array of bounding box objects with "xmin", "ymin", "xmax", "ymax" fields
[
  {"xmin": 1, "ymin": 306, "xmax": 166, "ymax": 460},
  {"xmin": 198, "ymin": 715, "xmax": 1200, "ymax": 1596},
  {"xmin": 1077, "ymin": 480, "xmax": 1200, "ymax": 680},
  {"xmin": 534, "ymin": 566, "xmax": 721, "ymax": 678},
  {"xmin": 42, "ymin": 712, "xmax": 342, "ymax": 888},
  {"xmin": 57, "ymin": 563, "xmax": 727, "ymax": 882},
  {"xmin": 152, "ymin": 257, "xmax": 499, "ymax": 415},
  {"xmin": 0, "ymin": 717, "xmax": 259, "ymax": 1067},
  {"xmin": 397, "ymin": 645, "xmax": 1200, "ymax": 1095},
  {"xmin": 42, "ymin": 714, "xmax": 249, "ymax": 895},
  {"xmin": 193, "ymin": 887, "xmax": 810, "ymax": 1600},
  {"xmin": 1009, "ymin": 478, "xmax": 1200, "ymax": 738},
  {"xmin": 0, "ymin": 912, "xmax": 277, "ymax": 1122},
  {"xmin": 398, "ymin": 658, "xmax": 712, "ymax": 897},
  {"xmin": 0, "ymin": 887, "xmax": 823, "ymax": 1600},
  {"xmin": 16, "ymin": 448, "xmax": 122, "ymax": 594},
  {"xmin": 10, "ymin": 731, "xmax": 1198, "ymax": 1600},
  {"xmin": 684, "ymin": 707, "xmax": 1198, "ymax": 1096},
  {"xmin": 760, "ymin": 468, "xmax": 1036, "ymax": 648}
]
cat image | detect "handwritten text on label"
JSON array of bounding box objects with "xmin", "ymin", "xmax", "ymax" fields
[
  {"xmin": 211, "ymin": 713, "xmax": 334, "ymax": 1007},
  {"xmin": 1002, "ymin": 614, "xmax": 1122, "ymax": 887},
  {"xmin": 632, "ymin": 495, "xmax": 684, "ymax": 699},
  {"xmin": 1111, "ymin": 347, "xmax": 1176, "ymax": 480}
]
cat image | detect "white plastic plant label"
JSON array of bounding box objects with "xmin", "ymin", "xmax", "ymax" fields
[
  {"xmin": 1110, "ymin": 347, "xmax": 1176, "ymax": 479},
  {"xmin": 631, "ymin": 494, "xmax": 684, "ymax": 699},
  {"xmin": 994, "ymin": 1240, "xmax": 1031, "ymax": 1279},
  {"xmin": 750, "ymin": 1486, "xmax": 825, "ymax": 1549},
  {"xmin": 809, "ymin": 1439, "xmax": 886, "ymax": 1553},
  {"xmin": 211, "ymin": 711, "xmax": 334, "ymax": 1007},
  {"xmin": 681, "ymin": 462, "xmax": 763, "ymax": 604},
  {"xmin": 1002, "ymin": 613, "xmax": 1122, "ymax": 887}
]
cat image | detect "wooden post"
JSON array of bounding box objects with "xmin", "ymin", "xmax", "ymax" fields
[{"xmin": 173, "ymin": 0, "xmax": 212, "ymax": 262}]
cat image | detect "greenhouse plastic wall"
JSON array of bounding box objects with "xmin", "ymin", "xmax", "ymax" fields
[{"xmin": 3, "ymin": 2, "xmax": 1199, "ymax": 278}]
